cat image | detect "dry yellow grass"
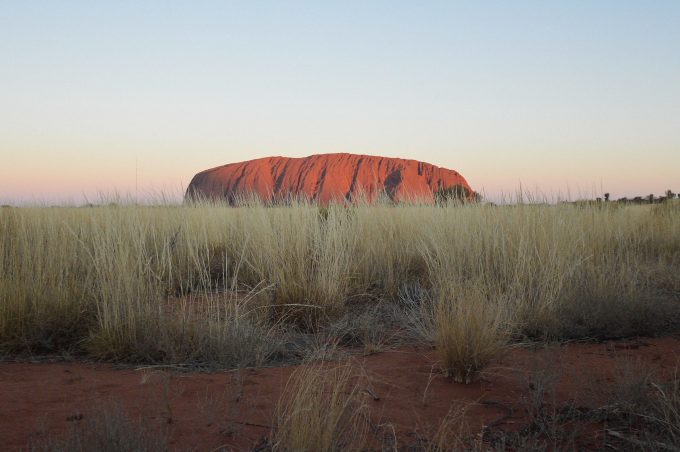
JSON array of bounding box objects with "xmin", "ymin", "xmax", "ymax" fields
[
  {"xmin": 424, "ymin": 404, "xmax": 476, "ymax": 451},
  {"xmin": 272, "ymin": 362, "xmax": 366, "ymax": 451},
  {"xmin": 1, "ymin": 199, "xmax": 678, "ymax": 366},
  {"xmin": 433, "ymin": 285, "xmax": 510, "ymax": 383}
]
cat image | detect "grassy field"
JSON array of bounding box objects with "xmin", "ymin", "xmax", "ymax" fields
[
  {"xmin": 3, "ymin": 199, "xmax": 680, "ymax": 450},
  {"xmin": 1, "ymin": 199, "xmax": 678, "ymax": 371}
]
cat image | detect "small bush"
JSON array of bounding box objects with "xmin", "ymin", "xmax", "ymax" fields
[{"xmin": 434, "ymin": 184, "xmax": 472, "ymax": 205}]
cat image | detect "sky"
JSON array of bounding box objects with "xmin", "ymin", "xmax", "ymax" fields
[{"xmin": 1, "ymin": 1, "xmax": 679, "ymax": 203}]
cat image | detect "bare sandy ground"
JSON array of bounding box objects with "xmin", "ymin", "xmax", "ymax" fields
[{"xmin": 2, "ymin": 337, "xmax": 679, "ymax": 451}]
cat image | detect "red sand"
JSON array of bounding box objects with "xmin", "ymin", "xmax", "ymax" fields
[
  {"xmin": 185, "ymin": 153, "xmax": 473, "ymax": 204},
  {"xmin": 2, "ymin": 337, "xmax": 679, "ymax": 450}
]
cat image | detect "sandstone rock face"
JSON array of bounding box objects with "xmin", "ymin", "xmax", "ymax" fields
[{"xmin": 186, "ymin": 153, "xmax": 472, "ymax": 204}]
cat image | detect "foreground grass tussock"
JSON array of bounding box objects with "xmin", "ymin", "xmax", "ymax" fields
[
  {"xmin": 433, "ymin": 286, "xmax": 510, "ymax": 383},
  {"xmin": 1, "ymin": 200, "xmax": 679, "ymax": 367},
  {"xmin": 272, "ymin": 363, "xmax": 366, "ymax": 451}
]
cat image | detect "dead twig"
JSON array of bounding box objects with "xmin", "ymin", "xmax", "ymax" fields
[{"xmin": 363, "ymin": 387, "xmax": 380, "ymax": 401}]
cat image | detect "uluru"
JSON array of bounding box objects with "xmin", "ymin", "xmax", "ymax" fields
[{"xmin": 185, "ymin": 153, "xmax": 473, "ymax": 204}]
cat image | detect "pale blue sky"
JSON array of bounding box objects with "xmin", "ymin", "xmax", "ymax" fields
[{"xmin": 1, "ymin": 1, "xmax": 679, "ymax": 202}]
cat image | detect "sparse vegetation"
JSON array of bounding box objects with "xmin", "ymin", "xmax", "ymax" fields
[
  {"xmin": 30, "ymin": 403, "xmax": 168, "ymax": 452},
  {"xmin": 419, "ymin": 404, "xmax": 475, "ymax": 451}
]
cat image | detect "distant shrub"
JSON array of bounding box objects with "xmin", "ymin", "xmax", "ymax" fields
[{"xmin": 434, "ymin": 184, "xmax": 471, "ymax": 205}]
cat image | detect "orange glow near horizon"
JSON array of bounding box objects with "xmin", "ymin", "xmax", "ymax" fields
[{"xmin": 3, "ymin": 146, "xmax": 678, "ymax": 205}]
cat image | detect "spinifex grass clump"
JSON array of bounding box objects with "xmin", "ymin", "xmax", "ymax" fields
[
  {"xmin": 433, "ymin": 286, "xmax": 509, "ymax": 383},
  {"xmin": 272, "ymin": 362, "xmax": 367, "ymax": 451}
]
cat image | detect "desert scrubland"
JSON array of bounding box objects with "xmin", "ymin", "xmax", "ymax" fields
[{"xmin": 2, "ymin": 199, "xmax": 680, "ymax": 450}]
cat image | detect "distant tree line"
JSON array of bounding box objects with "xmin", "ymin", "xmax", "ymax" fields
[{"xmin": 595, "ymin": 189, "xmax": 678, "ymax": 205}]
